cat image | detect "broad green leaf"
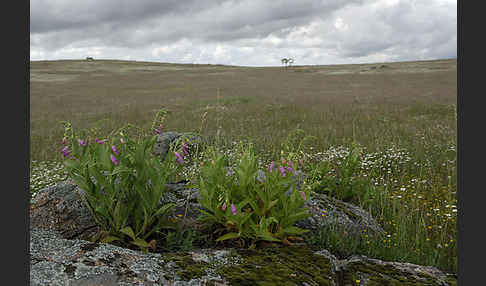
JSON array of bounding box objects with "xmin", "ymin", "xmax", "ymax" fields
[
  {"xmin": 238, "ymin": 213, "xmax": 253, "ymax": 227},
  {"xmin": 101, "ymin": 235, "xmax": 122, "ymax": 243},
  {"xmin": 286, "ymin": 210, "xmax": 311, "ymax": 223},
  {"xmin": 237, "ymin": 198, "xmax": 252, "ymax": 210},
  {"xmin": 131, "ymin": 238, "xmax": 151, "ymax": 248},
  {"xmin": 216, "ymin": 232, "xmax": 241, "ymax": 241},
  {"xmin": 153, "ymin": 203, "xmax": 175, "ymax": 218},
  {"xmin": 258, "ymin": 232, "xmax": 281, "ymax": 242},
  {"xmin": 265, "ymin": 199, "xmax": 279, "ymax": 212},
  {"xmin": 120, "ymin": 226, "xmax": 136, "ymax": 240},
  {"xmin": 282, "ymin": 226, "xmax": 309, "ymax": 235}
]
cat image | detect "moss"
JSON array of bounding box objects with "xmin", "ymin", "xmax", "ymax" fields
[
  {"xmin": 343, "ymin": 260, "xmax": 457, "ymax": 286},
  {"xmin": 217, "ymin": 245, "xmax": 336, "ymax": 286},
  {"xmin": 165, "ymin": 252, "xmax": 210, "ymax": 281}
]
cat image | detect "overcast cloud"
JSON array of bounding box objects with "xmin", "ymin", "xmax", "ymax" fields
[{"xmin": 30, "ymin": 0, "xmax": 457, "ymax": 66}]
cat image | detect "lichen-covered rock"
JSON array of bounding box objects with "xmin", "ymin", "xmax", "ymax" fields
[
  {"xmin": 338, "ymin": 255, "xmax": 457, "ymax": 286},
  {"xmin": 30, "ymin": 228, "xmax": 456, "ymax": 285},
  {"xmin": 30, "ymin": 181, "xmax": 101, "ymax": 241},
  {"xmin": 30, "ymin": 228, "xmax": 338, "ymax": 286},
  {"xmin": 296, "ymin": 192, "xmax": 385, "ymax": 239},
  {"xmin": 30, "ymin": 228, "xmax": 229, "ymax": 285}
]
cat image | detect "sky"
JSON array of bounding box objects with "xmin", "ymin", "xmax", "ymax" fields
[{"xmin": 30, "ymin": 0, "xmax": 457, "ymax": 67}]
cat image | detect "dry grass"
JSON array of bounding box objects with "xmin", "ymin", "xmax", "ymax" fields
[{"xmin": 30, "ymin": 59, "xmax": 456, "ymax": 162}]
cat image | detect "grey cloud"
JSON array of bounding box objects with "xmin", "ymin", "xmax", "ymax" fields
[
  {"xmin": 31, "ymin": 0, "xmax": 364, "ymax": 48},
  {"xmin": 323, "ymin": 0, "xmax": 456, "ymax": 61},
  {"xmin": 30, "ymin": 0, "xmax": 456, "ymax": 66},
  {"xmin": 30, "ymin": 0, "xmax": 215, "ymax": 33}
]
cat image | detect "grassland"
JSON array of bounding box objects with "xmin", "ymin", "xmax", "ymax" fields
[{"xmin": 29, "ymin": 58, "xmax": 457, "ymax": 273}]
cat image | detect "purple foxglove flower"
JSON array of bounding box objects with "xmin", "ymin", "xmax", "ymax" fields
[
  {"xmin": 112, "ymin": 145, "xmax": 119, "ymax": 155},
  {"xmin": 61, "ymin": 146, "xmax": 71, "ymax": 157},
  {"xmin": 154, "ymin": 124, "xmax": 163, "ymax": 135},
  {"xmin": 231, "ymin": 204, "xmax": 237, "ymax": 216},
  {"xmin": 174, "ymin": 151, "xmax": 183, "ymax": 165},
  {"xmin": 97, "ymin": 139, "xmax": 107, "ymax": 144},
  {"xmin": 78, "ymin": 139, "xmax": 86, "ymax": 146},
  {"xmin": 280, "ymin": 166, "xmax": 286, "ymax": 177},
  {"xmin": 301, "ymin": 191, "xmax": 306, "ymax": 201},
  {"xmin": 222, "ymin": 203, "xmax": 227, "ymax": 211},
  {"xmin": 269, "ymin": 161, "xmax": 274, "ymax": 173},
  {"xmin": 62, "ymin": 137, "xmax": 67, "ymax": 145},
  {"xmin": 288, "ymin": 160, "xmax": 294, "ymax": 168},
  {"xmin": 287, "ymin": 166, "xmax": 294, "ymax": 175},
  {"xmin": 181, "ymin": 142, "xmax": 189, "ymax": 156},
  {"xmin": 110, "ymin": 154, "xmax": 118, "ymax": 166}
]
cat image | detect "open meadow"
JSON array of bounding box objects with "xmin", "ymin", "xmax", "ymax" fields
[{"xmin": 30, "ymin": 58, "xmax": 457, "ymax": 273}]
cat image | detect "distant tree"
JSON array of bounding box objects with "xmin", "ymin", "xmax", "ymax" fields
[
  {"xmin": 281, "ymin": 58, "xmax": 295, "ymax": 70},
  {"xmin": 281, "ymin": 58, "xmax": 289, "ymax": 69}
]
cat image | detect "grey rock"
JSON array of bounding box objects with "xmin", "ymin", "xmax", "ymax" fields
[
  {"xmin": 296, "ymin": 192, "xmax": 385, "ymax": 238},
  {"xmin": 30, "ymin": 181, "xmax": 101, "ymax": 240},
  {"xmin": 337, "ymin": 255, "xmax": 456, "ymax": 286},
  {"xmin": 30, "ymin": 228, "xmax": 456, "ymax": 285},
  {"xmin": 30, "ymin": 228, "xmax": 230, "ymax": 285}
]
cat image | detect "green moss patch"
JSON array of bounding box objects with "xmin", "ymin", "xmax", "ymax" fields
[
  {"xmin": 217, "ymin": 245, "xmax": 336, "ymax": 286},
  {"xmin": 165, "ymin": 252, "xmax": 210, "ymax": 281}
]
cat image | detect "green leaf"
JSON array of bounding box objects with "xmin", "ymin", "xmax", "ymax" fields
[
  {"xmin": 110, "ymin": 165, "xmax": 131, "ymax": 176},
  {"xmin": 258, "ymin": 232, "xmax": 282, "ymax": 242},
  {"xmin": 120, "ymin": 226, "xmax": 136, "ymax": 240},
  {"xmin": 265, "ymin": 199, "xmax": 279, "ymax": 212},
  {"xmin": 216, "ymin": 232, "xmax": 241, "ymax": 241},
  {"xmin": 113, "ymin": 200, "xmax": 123, "ymax": 230},
  {"xmin": 131, "ymin": 238, "xmax": 151, "ymax": 248},
  {"xmin": 286, "ymin": 210, "xmax": 311, "ymax": 223},
  {"xmin": 282, "ymin": 226, "xmax": 309, "ymax": 235},
  {"xmin": 101, "ymin": 235, "xmax": 122, "ymax": 243},
  {"xmin": 237, "ymin": 213, "xmax": 253, "ymax": 228},
  {"xmin": 153, "ymin": 203, "xmax": 175, "ymax": 218},
  {"xmin": 237, "ymin": 198, "xmax": 252, "ymax": 210}
]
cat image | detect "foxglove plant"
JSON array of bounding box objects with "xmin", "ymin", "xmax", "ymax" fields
[
  {"xmin": 198, "ymin": 145, "xmax": 311, "ymax": 248},
  {"xmin": 61, "ymin": 114, "xmax": 184, "ymax": 253}
]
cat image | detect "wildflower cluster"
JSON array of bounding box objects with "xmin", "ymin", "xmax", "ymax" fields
[
  {"xmin": 197, "ymin": 145, "xmax": 311, "ymax": 247},
  {"xmin": 61, "ymin": 119, "xmax": 186, "ymax": 253},
  {"xmin": 306, "ymin": 144, "xmax": 378, "ymax": 205}
]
